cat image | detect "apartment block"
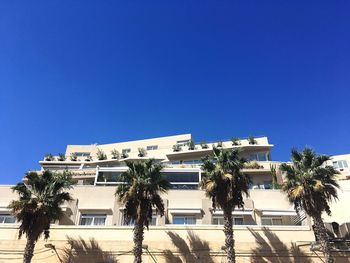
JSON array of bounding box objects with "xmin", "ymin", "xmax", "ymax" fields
[{"xmin": 0, "ymin": 134, "xmax": 349, "ymax": 262}]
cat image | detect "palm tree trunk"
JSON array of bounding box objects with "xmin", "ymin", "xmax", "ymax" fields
[
  {"xmin": 133, "ymin": 220, "xmax": 144, "ymax": 263},
  {"xmin": 313, "ymin": 215, "xmax": 334, "ymax": 263},
  {"xmin": 223, "ymin": 207, "xmax": 236, "ymax": 263},
  {"xmin": 23, "ymin": 237, "xmax": 36, "ymax": 263}
]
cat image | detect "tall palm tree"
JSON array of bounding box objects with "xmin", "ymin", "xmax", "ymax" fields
[
  {"xmin": 280, "ymin": 148, "xmax": 339, "ymax": 263},
  {"xmin": 8, "ymin": 170, "xmax": 74, "ymax": 263},
  {"xmin": 115, "ymin": 159, "xmax": 170, "ymax": 263},
  {"xmin": 201, "ymin": 147, "xmax": 250, "ymax": 263}
]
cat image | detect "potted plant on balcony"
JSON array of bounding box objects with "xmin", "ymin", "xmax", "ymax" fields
[
  {"xmin": 138, "ymin": 148, "xmax": 147, "ymax": 157},
  {"xmin": 172, "ymin": 144, "xmax": 182, "ymax": 152},
  {"xmin": 200, "ymin": 141, "xmax": 208, "ymax": 149},
  {"xmin": 96, "ymin": 149, "xmax": 107, "ymax": 160},
  {"xmin": 85, "ymin": 156, "xmax": 93, "ymax": 162},
  {"xmin": 121, "ymin": 152, "xmax": 129, "ymax": 159},
  {"xmin": 44, "ymin": 154, "xmax": 54, "ymax": 161},
  {"xmin": 248, "ymin": 136, "xmax": 258, "ymax": 145},
  {"xmin": 70, "ymin": 153, "xmax": 77, "ymax": 161},
  {"xmin": 111, "ymin": 149, "xmax": 120, "ymax": 160},
  {"xmin": 243, "ymin": 161, "xmax": 263, "ymax": 169},
  {"xmin": 188, "ymin": 139, "xmax": 196, "ymax": 150},
  {"xmin": 216, "ymin": 141, "xmax": 223, "ymax": 148},
  {"xmin": 231, "ymin": 137, "xmax": 241, "ymax": 146},
  {"xmin": 57, "ymin": 153, "xmax": 66, "ymax": 161}
]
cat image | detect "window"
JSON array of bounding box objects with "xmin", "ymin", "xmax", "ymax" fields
[
  {"xmin": 162, "ymin": 170, "xmax": 200, "ymax": 189},
  {"xmin": 263, "ymin": 181, "xmax": 272, "ymax": 190},
  {"xmin": 234, "ymin": 217, "xmax": 244, "ymax": 225},
  {"xmin": 79, "ymin": 214, "xmax": 106, "ymax": 226},
  {"xmin": 261, "ymin": 217, "xmax": 283, "ymax": 226},
  {"xmin": 212, "ymin": 217, "xmax": 224, "ymax": 225},
  {"xmin": 0, "ymin": 214, "xmax": 16, "ymax": 224},
  {"xmin": 173, "ymin": 216, "xmax": 196, "ymax": 225},
  {"xmin": 257, "ymin": 152, "xmax": 267, "ymax": 161},
  {"xmin": 122, "ymin": 149, "xmax": 131, "ymax": 154},
  {"xmin": 97, "ymin": 171, "xmax": 123, "ymax": 183},
  {"xmin": 146, "ymin": 145, "xmax": 158, "ymax": 151},
  {"xmin": 176, "ymin": 140, "xmax": 190, "ymax": 147},
  {"xmin": 182, "ymin": 160, "xmax": 202, "ymax": 165},
  {"xmin": 151, "ymin": 215, "xmax": 157, "ymax": 226},
  {"xmin": 122, "ymin": 215, "xmax": 157, "ymax": 226},
  {"xmin": 333, "ymin": 160, "xmax": 348, "ymax": 170},
  {"xmin": 248, "ymin": 152, "xmax": 268, "ymax": 161},
  {"xmin": 123, "ymin": 218, "xmax": 135, "ymax": 226},
  {"xmin": 212, "ymin": 216, "xmax": 244, "ymax": 225},
  {"xmin": 74, "ymin": 152, "xmax": 90, "ymax": 157}
]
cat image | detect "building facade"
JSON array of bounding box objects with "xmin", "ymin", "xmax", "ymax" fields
[{"xmin": 0, "ymin": 134, "xmax": 349, "ymax": 262}]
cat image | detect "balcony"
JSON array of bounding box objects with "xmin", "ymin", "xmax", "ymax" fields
[{"xmin": 166, "ymin": 137, "xmax": 273, "ymax": 160}]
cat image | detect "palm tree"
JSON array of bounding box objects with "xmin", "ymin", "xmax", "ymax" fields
[
  {"xmin": 280, "ymin": 148, "xmax": 339, "ymax": 263},
  {"xmin": 8, "ymin": 170, "xmax": 74, "ymax": 263},
  {"xmin": 201, "ymin": 147, "xmax": 250, "ymax": 263},
  {"xmin": 115, "ymin": 159, "xmax": 170, "ymax": 263}
]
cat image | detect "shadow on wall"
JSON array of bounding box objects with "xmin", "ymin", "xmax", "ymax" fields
[
  {"xmin": 163, "ymin": 230, "xmax": 215, "ymax": 263},
  {"xmin": 62, "ymin": 236, "xmax": 118, "ymax": 263},
  {"xmin": 249, "ymin": 227, "xmax": 313, "ymax": 263}
]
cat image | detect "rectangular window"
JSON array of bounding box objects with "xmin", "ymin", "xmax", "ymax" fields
[
  {"xmin": 0, "ymin": 215, "xmax": 16, "ymax": 224},
  {"xmin": 79, "ymin": 214, "xmax": 106, "ymax": 226},
  {"xmin": 234, "ymin": 217, "xmax": 244, "ymax": 225},
  {"xmin": 151, "ymin": 215, "xmax": 157, "ymax": 226},
  {"xmin": 74, "ymin": 152, "xmax": 90, "ymax": 157},
  {"xmin": 212, "ymin": 217, "xmax": 225, "ymax": 225},
  {"xmin": 261, "ymin": 217, "xmax": 283, "ymax": 226},
  {"xmin": 146, "ymin": 145, "xmax": 158, "ymax": 151},
  {"xmin": 123, "ymin": 216, "xmax": 157, "ymax": 226},
  {"xmin": 122, "ymin": 149, "xmax": 131, "ymax": 154},
  {"xmin": 333, "ymin": 160, "xmax": 348, "ymax": 170},
  {"xmin": 257, "ymin": 152, "xmax": 267, "ymax": 161},
  {"xmin": 332, "ymin": 161, "xmax": 339, "ymax": 169},
  {"xmin": 123, "ymin": 218, "xmax": 135, "ymax": 226},
  {"xmin": 176, "ymin": 140, "xmax": 190, "ymax": 146},
  {"xmin": 263, "ymin": 181, "xmax": 272, "ymax": 190},
  {"xmin": 173, "ymin": 216, "xmax": 196, "ymax": 225},
  {"xmin": 212, "ymin": 216, "xmax": 244, "ymax": 225}
]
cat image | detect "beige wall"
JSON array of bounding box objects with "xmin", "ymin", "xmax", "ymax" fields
[
  {"xmin": 2, "ymin": 183, "xmax": 350, "ymax": 262},
  {"xmin": 0, "ymin": 224, "xmax": 331, "ymax": 263},
  {"xmin": 323, "ymin": 180, "xmax": 350, "ymax": 224}
]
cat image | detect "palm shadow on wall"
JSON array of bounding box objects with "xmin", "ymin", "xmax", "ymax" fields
[
  {"xmin": 163, "ymin": 230, "xmax": 216, "ymax": 263},
  {"xmin": 62, "ymin": 236, "xmax": 118, "ymax": 263},
  {"xmin": 248, "ymin": 227, "xmax": 312, "ymax": 263}
]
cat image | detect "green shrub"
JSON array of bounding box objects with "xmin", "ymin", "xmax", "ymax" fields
[
  {"xmin": 57, "ymin": 153, "xmax": 66, "ymax": 161},
  {"xmin": 216, "ymin": 141, "xmax": 223, "ymax": 148},
  {"xmin": 244, "ymin": 161, "xmax": 263, "ymax": 169},
  {"xmin": 188, "ymin": 139, "xmax": 196, "ymax": 150},
  {"xmin": 44, "ymin": 154, "xmax": 54, "ymax": 161},
  {"xmin": 138, "ymin": 148, "xmax": 147, "ymax": 157},
  {"xmin": 121, "ymin": 152, "xmax": 129, "ymax": 158},
  {"xmin": 70, "ymin": 153, "xmax": 77, "ymax": 161},
  {"xmin": 200, "ymin": 141, "xmax": 208, "ymax": 149},
  {"xmin": 96, "ymin": 149, "xmax": 107, "ymax": 160},
  {"xmin": 248, "ymin": 136, "xmax": 257, "ymax": 145},
  {"xmin": 111, "ymin": 149, "xmax": 120, "ymax": 159},
  {"xmin": 173, "ymin": 144, "xmax": 182, "ymax": 152},
  {"xmin": 231, "ymin": 137, "xmax": 241, "ymax": 146}
]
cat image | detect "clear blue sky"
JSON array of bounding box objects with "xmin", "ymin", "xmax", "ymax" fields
[{"xmin": 1, "ymin": 1, "xmax": 349, "ymax": 184}]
